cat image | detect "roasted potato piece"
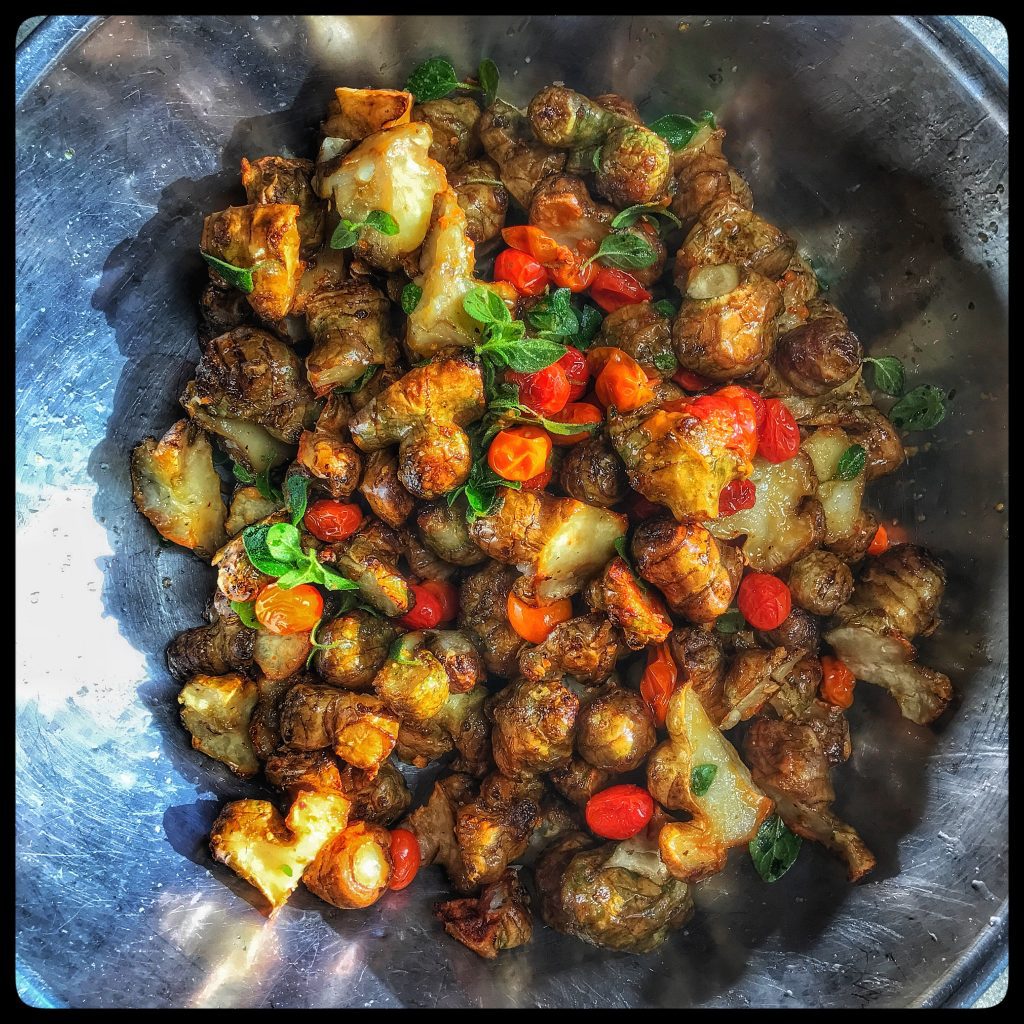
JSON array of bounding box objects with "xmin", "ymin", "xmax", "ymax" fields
[
  {"xmin": 593, "ymin": 301, "xmax": 675, "ymax": 378},
  {"xmin": 316, "ymin": 121, "xmax": 447, "ymax": 272},
  {"xmin": 528, "ymin": 174, "xmax": 615, "ymax": 254},
  {"xmin": 518, "ymin": 614, "xmax": 623, "ymax": 686},
  {"xmin": 330, "ymin": 520, "xmax": 413, "ymax": 617},
  {"xmin": 801, "ymin": 427, "xmax": 866, "ymax": 545},
  {"xmin": 669, "ymin": 626, "xmax": 729, "ymax": 725},
  {"xmin": 490, "ymin": 678, "xmax": 580, "ymax": 779},
  {"xmin": 775, "ymin": 313, "xmax": 862, "ymax": 397},
  {"xmin": 336, "ymin": 760, "xmax": 412, "ymax": 825},
  {"xmin": 166, "ymin": 602, "xmax": 255, "ymax": 682},
  {"xmin": 595, "ymin": 125, "xmax": 673, "ymax": 207},
  {"xmin": 670, "ymin": 125, "xmax": 753, "ymax": 228},
  {"xmin": 349, "ymin": 354, "xmax": 485, "ymax": 500},
  {"xmin": 313, "ymin": 610, "xmax": 397, "ymax": 690},
  {"xmin": 528, "ymin": 86, "xmax": 630, "ymax": 148},
  {"xmin": 241, "ymin": 155, "xmax": 326, "ymax": 257},
  {"xmin": 304, "ymin": 820, "xmax": 393, "ymax": 909},
  {"xmin": 537, "ymin": 830, "xmax": 694, "ymax": 953},
  {"xmin": 253, "ymin": 630, "xmax": 313, "ymax": 683},
  {"xmin": 840, "ymin": 405, "xmax": 906, "ymax": 481},
  {"xmin": 305, "ymin": 280, "xmax": 396, "ymax": 396},
  {"xmin": 479, "ymin": 98, "xmax": 567, "ymax": 209},
  {"xmin": 209, "ymin": 789, "xmax": 351, "ymax": 915},
  {"xmin": 359, "ymin": 451, "xmax": 415, "ymax": 527},
  {"xmin": 372, "ymin": 633, "xmax": 451, "ymax": 723},
  {"xmin": 178, "ymin": 672, "xmax": 260, "ymax": 777},
  {"xmin": 632, "ymin": 518, "xmax": 742, "ymax": 623},
  {"xmin": 324, "ymin": 87, "xmax": 413, "ymax": 140},
  {"xmin": 558, "ymin": 436, "xmax": 630, "ymax": 508},
  {"xmin": 417, "ymin": 499, "xmax": 488, "ymax": 567},
  {"xmin": 435, "ymin": 867, "xmax": 533, "ymax": 958},
  {"xmin": 648, "ymin": 683, "xmax": 772, "ymax": 882},
  {"xmin": 130, "ymin": 419, "xmax": 228, "ymax": 559},
  {"xmin": 449, "ymin": 157, "xmax": 510, "ymax": 244},
  {"xmin": 671, "ymin": 269, "xmax": 783, "ymax": 382},
  {"xmin": 707, "ymin": 453, "xmax": 825, "ymax": 572},
  {"xmin": 412, "ymin": 96, "xmax": 482, "ymax": 171},
  {"xmin": 248, "ymin": 672, "xmax": 302, "ymax": 761},
  {"xmin": 264, "ymin": 747, "xmax": 345, "ymax": 796},
  {"xmin": 458, "ymin": 561, "xmax": 528, "ymax": 677},
  {"xmin": 576, "ymin": 684, "xmax": 656, "ymax": 772},
  {"xmin": 548, "ymin": 758, "xmax": 612, "ymax": 807},
  {"xmin": 279, "ymin": 682, "xmax": 400, "ymax": 771},
  {"xmin": 788, "ymin": 550, "xmax": 855, "ymax": 617},
  {"xmin": 224, "ymin": 484, "xmax": 279, "ymax": 536},
  {"xmin": 585, "ymin": 556, "xmax": 673, "ymax": 650},
  {"xmin": 469, "ymin": 488, "xmax": 627, "ymax": 602},
  {"xmin": 675, "ymin": 195, "xmax": 795, "ymax": 287},
  {"xmin": 754, "ymin": 606, "xmax": 822, "ymax": 653}
]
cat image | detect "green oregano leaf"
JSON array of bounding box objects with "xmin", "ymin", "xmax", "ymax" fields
[
  {"xmin": 285, "ymin": 475, "xmax": 309, "ymax": 526},
  {"xmin": 863, "ymin": 356, "xmax": 906, "ymax": 397},
  {"xmin": 333, "ymin": 365, "xmax": 379, "ymax": 395},
  {"xmin": 478, "ymin": 58, "xmax": 500, "ymax": 107},
  {"xmin": 649, "ymin": 110, "xmax": 716, "ymax": 151},
  {"xmin": 241, "ymin": 523, "xmax": 294, "ymax": 577},
  {"xmin": 611, "ymin": 203, "xmax": 682, "ymax": 231},
  {"xmin": 833, "ymin": 444, "xmax": 867, "ymax": 481},
  {"xmin": 279, "ymin": 864, "xmax": 294, "ymax": 877},
  {"xmin": 406, "ymin": 57, "xmax": 460, "ymax": 103},
  {"xmin": 652, "ymin": 299, "xmax": 677, "ymax": 318},
  {"xmin": 714, "ymin": 608, "xmax": 747, "ymax": 634},
  {"xmin": 201, "ymin": 252, "xmax": 258, "ymax": 293},
  {"xmin": 401, "ymin": 283, "xmax": 423, "ymax": 314},
  {"xmin": 230, "ymin": 600, "xmax": 260, "ymax": 630},
  {"xmin": 749, "ymin": 813, "xmax": 802, "ymax": 883},
  {"xmin": 363, "ymin": 209, "xmax": 399, "ymax": 235},
  {"xmin": 690, "ymin": 763, "xmax": 718, "ymax": 797},
  {"xmin": 583, "ymin": 231, "xmax": 658, "ymax": 270},
  {"xmin": 653, "ymin": 350, "xmax": 679, "ymax": 373},
  {"xmin": 889, "ymin": 384, "xmax": 949, "ymax": 431}
]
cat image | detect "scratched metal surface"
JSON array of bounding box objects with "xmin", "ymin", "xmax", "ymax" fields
[{"xmin": 15, "ymin": 15, "xmax": 1007, "ymax": 1008}]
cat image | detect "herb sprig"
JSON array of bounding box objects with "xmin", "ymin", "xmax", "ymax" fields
[
  {"xmin": 406, "ymin": 57, "xmax": 501, "ymax": 105},
  {"xmin": 583, "ymin": 231, "xmax": 658, "ymax": 271},
  {"xmin": 649, "ymin": 110, "xmax": 716, "ymax": 151},
  {"xmin": 330, "ymin": 210, "xmax": 399, "ymax": 250},
  {"xmin": 690, "ymin": 763, "xmax": 718, "ymax": 797},
  {"xmin": 749, "ymin": 813, "xmax": 802, "ymax": 883},
  {"xmin": 611, "ymin": 203, "xmax": 682, "ymax": 232},
  {"xmin": 201, "ymin": 252, "xmax": 274, "ymax": 294},
  {"xmin": 833, "ymin": 444, "xmax": 867, "ymax": 482},
  {"xmin": 231, "ymin": 461, "xmax": 282, "ymax": 502}
]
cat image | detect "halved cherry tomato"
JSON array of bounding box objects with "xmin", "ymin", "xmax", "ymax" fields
[
  {"xmin": 546, "ymin": 402, "xmax": 603, "ymax": 445},
  {"xmin": 487, "ymin": 425, "xmax": 553, "ymax": 482},
  {"xmin": 398, "ymin": 582, "xmax": 444, "ymax": 629},
  {"xmin": 255, "ymin": 583, "xmax": 324, "ymax": 636},
  {"xmin": 506, "ymin": 363, "xmax": 571, "ymax": 416},
  {"xmin": 591, "ymin": 348, "xmax": 656, "ymax": 412},
  {"xmin": 419, "ymin": 579, "xmax": 458, "ymax": 624},
  {"xmin": 737, "ymin": 572, "xmax": 792, "ymax": 631},
  {"xmin": 304, "ymin": 500, "xmax": 363, "ymax": 543},
  {"xmin": 506, "ymin": 591, "xmax": 572, "ymax": 644},
  {"xmin": 387, "ymin": 828, "xmax": 421, "ymax": 891},
  {"xmin": 820, "ymin": 655, "xmax": 856, "ymax": 709},
  {"xmin": 672, "ymin": 368, "xmax": 713, "ymax": 392},
  {"xmin": 494, "ymin": 248, "xmax": 551, "ymax": 296},
  {"xmin": 758, "ymin": 398, "xmax": 801, "ymax": 463},
  {"xmin": 585, "ymin": 784, "xmax": 655, "ymax": 840},
  {"xmin": 641, "ymin": 643, "xmax": 678, "ymax": 726},
  {"xmin": 501, "ymin": 225, "xmax": 574, "ymax": 267},
  {"xmin": 718, "ymin": 478, "xmax": 757, "ymax": 517},
  {"xmin": 867, "ymin": 524, "xmax": 890, "ymax": 556},
  {"xmin": 589, "ymin": 268, "xmax": 652, "ymax": 312},
  {"xmin": 556, "ymin": 346, "xmax": 590, "ymax": 402},
  {"xmin": 550, "ymin": 258, "xmax": 598, "ymax": 293}
]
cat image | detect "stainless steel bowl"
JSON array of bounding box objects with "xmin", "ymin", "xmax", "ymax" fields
[{"xmin": 15, "ymin": 15, "xmax": 1007, "ymax": 1008}]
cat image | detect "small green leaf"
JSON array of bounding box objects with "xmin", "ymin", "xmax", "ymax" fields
[
  {"xmin": 584, "ymin": 231, "xmax": 658, "ymax": 271},
  {"xmin": 265, "ymin": 522, "xmax": 303, "ymax": 563},
  {"xmin": 232, "ymin": 462, "xmax": 255, "ymax": 484},
  {"xmin": 863, "ymin": 356, "xmax": 906, "ymax": 397},
  {"xmin": 714, "ymin": 608, "xmax": 747, "ymax": 634},
  {"xmin": 690, "ymin": 763, "xmax": 718, "ymax": 797},
  {"xmin": 614, "ymin": 536, "xmax": 630, "ymax": 562},
  {"xmin": 241, "ymin": 524, "xmax": 293, "ymax": 577},
  {"xmin": 364, "ymin": 209, "xmax": 399, "ymax": 236},
  {"xmin": 279, "ymin": 864, "xmax": 294, "ymax": 877},
  {"xmin": 527, "ymin": 288, "xmax": 579, "ymax": 339},
  {"xmin": 406, "ymin": 56, "xmax": 461, "ymax": 102},
  {"xmin": 317, "ymin": 565, "xmax": 361, "ymax": 592},
  {"xmin": 649, "ymin": 110, "xmax": 715, "ymax": 151},
  {"xmin": 539, "ymin": 414, "xmax": 600, "ymax": 436},
  {"xmin": 285, "ymin": 475, "xmax": 309, "ymax": 526},
  {"xmin": 889, "ymin": 384, "xmax": 949, "ymax": 431},
  {"xmin": 464, "ymin": 286, "xmax": 511, "ymax": 326},
  {"xmin": 749, "ymin": 813, "xmax": 802, "ymax": 883},
  {"xmin": 401, "ymin": 283, "xmax": 423, "ymax": 314},
  {"xmin": 485, "ymin": 336, "xmax": 567, "ymax": 373},
  {"xmin": 329, "ymin": 221, "xmax": 361, "ymax": 250},
  {"xmin": 592, "ymin": 146, "xmax": 602, "ymax": 172},
  {"xmin": 653, "ymin": 350, "xmax": 679, "ymax": 373},
  {"xmin": 652, "ymin": 299, "xmax": 677, "ymax": 318},
  {"xmin": 478, "ymin": 58, "xmax": 500, "ymax": 107},
  {"xmin": 574, "ymin": 304, "xmax": 604, "ymax": 349},
  {"xmin": 201, "ymin": 252, "xmax": 256, "ymax": 293},
  {"xmin": 611, "ymin": 203, "xmax": 682, "ymax": 231},
  {"xmin": 834, "ymin": 444, "xmax": 867, "ymax": 481},
  {"xmin": 252, "ymin": 467, "xmax": 282, "ymax": 502},
  {"xmin": 230, "ymin": 600, "xmax": 260, "ymax": 630},
  {"xmin": 333, "ymin": 365, "xmax": 379, "ymax": 395}
]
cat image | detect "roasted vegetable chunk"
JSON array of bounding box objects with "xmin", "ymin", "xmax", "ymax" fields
[
  {"xmin": 330, "ymin": 520, "xmax": 413, "ymax": 617},
  {"xmin": 450, "ymin": 157, "xmax": 510, "ymax": 244},
  {"xmin": 595, "ymin": 125, "xmax": 673, "ymax": 207},
  {"xmin": 360, "ymin": 451, "xmax": 415, "ymax": 527},
  {"xmin": 548, "ymin": 758, "xmax": 612, "ymax": 807},
  {"xmin": 178, "ymin": 672, "xmax": 260, "ymax": 777},
  {"xmin": 670, "ymin": 125, "xmax": 752, "ymax": 227},
  {"xmin": 775, "ymin": 311, "xmax": 862, "ymax": 397},
  {"xmin": 435, "ymin": 868, "xmax": 533, "ymax": 958},
  {"xmin": 594, "ymin": 302, "xmax": 675, "ymax": 378},
  {"xmin": 209, "ymin": 789, "xmax": 350, "ymax": 915},
  {"xmin": 131, "ymin": 419, "xmax": 228, "ymax": 559},
  {"xmin": 225, "ymin": 484, "xmax": 279, "ymax": 537},
  {"xmin": 201, "ymin": 203, "xmax": 304, "ymax": 322},
  {"xmin": 349, "ymin": 354, "xmax": 485, "ymax": 500},
  {"xmin": 372, "ymin": 633, "xmax": 451, "ymax": 723},
  {"xmin": 337, "ymin": 761, "xmax": 412, "ymax": 825},
  {"xmin": 518, "ymin": 614, "xmax": 623, "ymax": 685},
  {"xmin": 528, "ymin": 86, "xmax": 630, "ymax": 148},
  {"xmin": 788, "ymin": 550, "xmax": 855, "ymax": 617},
  {"xmin": 323, "ymin": 87, "xmax": 413, "ymax": 140},
  {"xmin": 264, "ymin": 748, "xmax": 344, "ymax": 796},
  {"xmin": 528, "ymin": 174, "xmax": 615, "ymax": 254},
  {"xmin": 801, "ymin": 427, "xmax": 866, "ymax": 546},
  {"xmin": 412, "ymin": 96, "xmax": 482, "ymax": 171},
  {"xmin": 558, "ymin": 436, "xmax": 630, "ymax": 508},
  {"xmin": 313, "ymin": 610, "xmax": 397, "ymax": 690},
  {"xmin": 458, "ymin": 561, "xmax": 528, "ymax": 678},
  {"xmin": 241, "ymin": 155, "xmax": 326, "ymax": 257},
  {"xmin": 585, "ymin": 556, "xmax": 673, "ymax": 650},
  {"xmin": 490, "ymin": 677, "xmax": 580, "ymax": 779},
  {"xmin": 417, "ymin": 499, "xmax": 488, "ymax": 567},
  {"xmin": 576, "ymin": 684, "xmax": 656, "ymax": 772},
  {"xmin": 166, "ymin": 601, "xmax": 255, "ymax": 682},
  {"xmin": 305, "ymin": 820, "xmax": 394, "ymax": 910}
]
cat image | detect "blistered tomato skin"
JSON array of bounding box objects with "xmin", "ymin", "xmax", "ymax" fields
[
  {"xmin": 507, "ymin": 364, "xmax": 571, "ymax": 416},
  {"xmin": 737, "ymin": 572, "xmax": 792, "ymax": 631},
  {"xmin": 420, "ymin": 579, "xmax": 458, "ymax": 624},
  {"xmin": 585, "ymin": 784, "xmax": 655, "ymax": 840},
  {"xmin": 304, "ymin": 500, "xmax": 364, "ymax": 543},
  {"xmin": 506, "ymin": 591, "xmax": 573, "ymax": 644},
  {"xmin": 640, "ymin": 643, "xmax": 677, "ymax": 726},
  {"xmin": 820, "ymin": 655, "xmax": 856, "ymax": 709},
  {"xmin": 718, "ymin": 478, "xmax": 757, "ymax": 517},
  {"xmin": 487, "ymin": 426, "xmax": 553, "ymax": 482},
  {"xmin": 254, "ymin": 583, "xmax": 324, "ymax": 635},
  {"xmin": 494, "ymin": 248, "xmax": 551, "ymax": 296},
  {"xmin": 590, "ymin": 268, "xmax": 653, "ymax": 312},
  {"xmin": 758, "ymin": 399, "xmax": 801, "ymax": 463},
  {"xmin": 672, "ymin": 368, "xmax": 713, "ymax": 392},
  {"xmin": 547, "ymin": 402, "xmax": 603, "ymax": 445},
  {"xmin": 399, "ymin": 583, "xmax": 444, "ymax": 629},
  {"xmin": 387, "ymin": 828, "xmax": 421, "ymax": 891},
  {"xmin": 557, "ymin": 346, "xmax": 590, "ymax": 402}
]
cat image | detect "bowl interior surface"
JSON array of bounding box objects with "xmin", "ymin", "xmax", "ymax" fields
[{"xmin": 15, "ymin": 14, "xmax": 1007, "ymax": 1009}]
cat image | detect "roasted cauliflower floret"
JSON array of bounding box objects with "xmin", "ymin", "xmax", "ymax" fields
[
  {"xmin": 130, "ymin": 419, "xmax": 227, "ymax": 559},
  {"xmin": 178, "ymin": 672, "xmax": 260, "ymax": 777}
]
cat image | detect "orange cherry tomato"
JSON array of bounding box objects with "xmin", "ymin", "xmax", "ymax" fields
[
  {"xmin": 867, "ymin": 524, "xmax": 890, "ymax": 556},
  {"xmin": 398, "ymin": 582, "xmax": 444, "ymax": 629},
  {"xmin": 494, "ymin": 248, "xmax": 551, "ymax": 296},
  {"xmin": 546, "ymin": 402, "xmax": 603, "ymax": 445},
  {"xmin": 593, "ymin": 349, "xmax": 656, "ymax": 412},
  {"xmin": 550, "ymin": 258, "xmax": 599, "ymax": 292},
  {"xmin": 501, "ymin": 225, "xmax": 574, "ymax": 267},
  {"xmin": 506, "ymin": 363, "xmax": 571, "ymax": 416},
  {"xmin": 758, "ymin": 398, "xmax": 801, "ymax": 463},
  {"xmin": 718, "ymin": 478, "xmax": 757, "ymax": 517},
  {"xmin": 672, "ymin": 368, "xmax": 714, "ymax": 392},
  {"xmin": 304, "ymin": 500, "xmax": 363, "ymax": 543},
  {"xmin": 737, "ymin": 572, "xmax": 792, "ymax": 631},
  {"xmin": 506, "ymin": 591, "xmax": 573, "ymax": 644},
  {"xmin": 820, "ymin": 655, "xmax": 857, "ymax": 709},
  {"xmin": 419, "ymin": 579, "xmax": 458, "ymax": 624},
  {"xmin": 731, "ymin": 385, "xmax": 767, "ymax": 435},
  {"xmin": 589, "ymin": 268, "xmax": 652, "ymax": 312},
  {"xmin": 254, "ymin": 583, "xmax": 324, "ymax": 636},
  {"xmin": 641, "ymin": 643, "xmax": 678, "ymax": 726},
  {"xmin": 487, "ymin": 425, "xmax": 552, "ymax": 483},
  {"xmin": 585, "ymin": 784, "xmax": 655, "ymax": 840},
  {"xmin": 685, "ymin": 387, "xmax": 758, "ymax": 462},
  {"xmin": 556, "ymin": 346, "xmax": 590, "ymax": 401},
  {"xmin": 387, "ymin": 828, "xmax": 421, "ymax": 891}
]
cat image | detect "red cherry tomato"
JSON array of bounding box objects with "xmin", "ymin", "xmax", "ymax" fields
[
  {"xmin": 521, "ymin": 465, "xmax": 554, "ymax": 490},
  {"xmin": 589, "ymin": 268, "xmax": 652, "ymax": 312},
  {"xmin": 737, "ymin": 572, "xmax": 792, "ymax": 631},
  {"xmin": 758, "ymin": 398, "xmax": 801, "ymax": 463},
  {"xmin": 550, "ymin": 258, "xmax": 598, "ymax": 293},
  {"xmin": 387, "ymin": 828, "xmax": 421, "ymax": 891},
  {"xmin": 718, "ymin": 478, "xmax": 757, "ymax": 517},
  {"xmin": 585, "ymin": 784, "xmax": 655, "ymax": 840},
  {"xmin": 419, "ymin": 579, "xmax": 458, "ymax": 624},
  {"xmin": 487, "ymin": 425, "xmax": 553, "ymax": 482},
  {"xmin": 684, "ymin": 390, "xmax": 758, "ymax": 462},
  {"xmin": 494, "ymin": 248, "xmax": 551, "ymax": 296},
  {"xmin": 254, "ymin": 583, "xmax": 324, "ymax": 636},
  {"xmin": 506, "ymin": 363, "xmax": 571, "ymax": 416},
  {"xmin": 731, "ymin": 385, "xmax": 767, "ymax": 435},
  {"xmin": 820, "ymin": 655, "xmax": 857, "ymax": 709},
  {"xmin": 672, "ymin": 368, "xmax": 713, "ymax": 392},
  {"xmin": 640, "ymin": 643, "xmax": 678, "ymax": 727},
  {"xmin": 304, "ymin": 500, "xmax": 364, "ymax": 543},
  {"xmin": 398, "ymin": 583, "xmax": 444, "ymax": 629},
  {"xmin": 506, "ymin": 591, "xmax": 573, "ymax": 644},
  {"xmin": 556, "ymin": 345, "xmax": 590, "ymax": 401}
]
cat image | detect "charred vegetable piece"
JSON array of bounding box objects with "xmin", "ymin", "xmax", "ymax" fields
[
  {"xmin": 458, "ymin": 561, "xmax": 529, "ymax": 678},
  {"xmin": 528, "ymin": 86, "xmax": 631, "ymax": 148},
  {"xmin": 412, "ymin": 96, "xmax": 483, "ymax": 171},
  {"xmin": 518, "ymin": 613, "xmax": 623, "ymax": 685},
  {"xmin": 338, "ymin": 761, "xmax": 413, "ymax": 825},
  {"xmin": 558, "ymin": 436, "xmax": 630, "ymax": 508},
  {"xmin": 575, "ymin": 684, "xmax": 657, "ymax": 772},
  {"xmin": 166, "ymin": 601, "xmax": 255, "ymax": 682},
  {"xmin": 417, "ymin": 498, "xmax": 488, "ymax": 567},
  {"xmin": 435, "ymin": 868, "xmax": 533, "ymax": 958},
  {"xmin": 594, "ymin": 301, "xmax": 675, "ymax": 378},
  {"xmin": 450, "ymin": 157, "xmax": 510, "ymax": 244},
  {"xmin": 788, "ymin": 550, "xmax": 855, "ymax": 617},
  {"xmin": 241, "ymin": 155, "xmax": 326, "ymax": 257},
  {"xmin": 585, "ymin": 556, "xmax": 673, "ymax": 650},
  {"xmin": 548, "ymin": 758, "xmax": 613, "ymax": 808},
  {"xmin": 313, "ymin": 610, "xmax": 397, "ymax": 690},
  {"xmin": 178, "ymin": 672, "xmax": 260, "ymax": 777},
  {"xmin": 670, "ymin": 125, "xmax": 752, "ymax": 228},
  {"xmin": 330, "ymin": 520, "xmax": 413, "ymax": 618},
  {"xmin": 595, "ymin": 126, "xmax": 673, "ymax": 208},
  {"xmin": 304, "ymin": 820, "xmax": 394, "ymax": 909},
  {"xmin": 322, "ymin": 87, "xmax": 413, "ymax": 140},
  {"xmin": 490, "ymin": 677, "xmax": 580, "ymax": 780}
]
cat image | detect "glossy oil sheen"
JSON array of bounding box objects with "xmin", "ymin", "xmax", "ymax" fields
[{"xmin": 15, "ymin": 15, "xmax": 1007, "ymax": 1009}]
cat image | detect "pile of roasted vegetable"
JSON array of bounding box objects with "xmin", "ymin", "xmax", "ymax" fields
[{"xmin": 131, "ymin": 59, "xmax": 953, "ymax": 958}]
